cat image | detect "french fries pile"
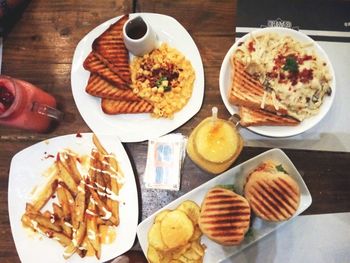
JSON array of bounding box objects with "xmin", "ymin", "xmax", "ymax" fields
[
  {"xmin": 21, "ymin": 134, "xmax": 123, "ymax": 259},
  {"xmin": 147, "ymin": 200, "xmax": 206, "ymax": 263}
]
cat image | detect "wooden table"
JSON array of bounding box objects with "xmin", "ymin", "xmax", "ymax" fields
[{"xmin": 1, "ymin": 1, "xmax": 349, "ymax": 262}]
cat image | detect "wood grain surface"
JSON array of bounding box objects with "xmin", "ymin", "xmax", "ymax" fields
[{"xmin": 0, "ymin": 1, "xmax": 349, "ymax": 262}]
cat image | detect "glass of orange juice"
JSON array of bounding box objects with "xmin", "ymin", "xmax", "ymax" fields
[
  {"xmin": 0, "ymin": 75, "xmax": 62, "ymax": 132},
  {"xmin": 186, "ymin": 107, "xmax": 243, "ymax": 174}
]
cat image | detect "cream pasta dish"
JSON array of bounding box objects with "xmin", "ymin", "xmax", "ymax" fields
[{"xmin": 231, "ymin": 31, "xmax": 333, "ymax": 123}]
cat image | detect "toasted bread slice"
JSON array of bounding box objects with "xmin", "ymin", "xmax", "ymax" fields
[
  {"xmin": 83, "ymin": 51, "xmax": 128, "ymax": 89},
  {"xmin": 86, "ymin": 74, "xmax": 139, "ymax": 101},
  {"xmin": 244, "ymin": 162, "xmax": 300, "ymax": 222},
  {"xmin": 229, "ymin": 58, "xmax": 288, "ymax": 116},
  {"xmin": 198, "ymin": 187, "xmax": 251, "ymax": 246},
  {"xmin": 239, "ymin": 106, "xmax": 300, "ymax": 127},
  {"xmin": 101, "ymin": 98, "xmax": 153, "ymax": 114},
  {"xmin": 92, "ymin": 14, "xmax": 131, "ymax": 83}
]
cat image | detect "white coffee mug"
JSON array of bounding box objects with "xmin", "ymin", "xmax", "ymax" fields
[{"xmin": 123, "ymin": 16, "xmax": 157, "ymax": 56}]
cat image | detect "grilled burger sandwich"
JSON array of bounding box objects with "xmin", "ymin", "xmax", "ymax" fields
[
  {"xmin": 244, "ymin": 161, "xmax": 300, "ymax": 222},
  {"xmin": 198, "ymin": 187, "xmax": 251, "ymax": 246}
]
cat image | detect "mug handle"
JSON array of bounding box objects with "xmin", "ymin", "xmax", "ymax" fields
[{"xmin": 32, "ymin": 101, "xmax": 63, "ymax": 121}]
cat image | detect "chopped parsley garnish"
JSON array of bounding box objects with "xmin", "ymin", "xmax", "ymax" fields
[
  {"xmin": 276, "ymin": 164, "xmax": 288, "ymax": 174},
  {"xmin": 156, "ymin": 76, "xmax": 171, "ymax": 92},
  {"xmin": 283, "ymin": 56, "xmax": 299, "ymax": 73},
  {"xmin": 156, "ymin": 76, "xmax": 167, "ymax": 87},
  {"xmin": 163, "ymin": 86, "xmax": 171, "ymax": 92}
]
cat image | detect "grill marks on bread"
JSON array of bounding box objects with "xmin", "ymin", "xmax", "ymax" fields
[
  {"xmin": 230, "ymin": 60, "xmax": 265, "ymax": 101},
  {"xmin": 198, "ymin": 162, "xmax": 301, "ymax": 248},
  {"xmin": 199, "ymin": 188, "xmax": 250, "ymax": 246},
  {"xmin": 101, "ymin": 98, "xmax": 153, "ymax": 114},
  {"xmin": 86, "ymin": 74, "xmax": 139, "ymax": 101},
  {"xmin": 244, "ymin": 168, "xmax": 300, "ymax": 222},
  {"xmin": 82, "ymin": 14, "xmax": 153, "ymax": 115},
  {"xmin": 83, "ymin": 52, "xmax": 128, "ymax": 89},
  {"xmin": 239, "ymin": 106, "xmax": 299, "ymax": 126},
  {"xmin": 229, "ymin": 59, "xmax": 287, "ymax": 114},
  {"xmin": 229, "ymin": 58, "xmax": 298, "ymax": 126},
  {"xmin": 92, "ymin": 14, "xmax": 131, "ymax": 83}
]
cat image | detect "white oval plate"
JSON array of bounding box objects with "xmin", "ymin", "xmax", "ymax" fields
[
  {"xmin": 137, "ymin": 148, "xmax": 312, "ymax": 262},
  {"xmin": 219, "ymin": 27, "xmax": 336, "ymax": 137},
  {"xmin": 8, "ymin": 133, "xmax": 138, "ymax": 263},
  {"xmin": 71, "ymin": 13, "xmax": 204, "ymax": 142}
]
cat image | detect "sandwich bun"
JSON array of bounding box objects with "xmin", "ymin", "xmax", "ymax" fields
[
  {"xmin": 244, "ymin": 161, "xmax": 301, "ymax": 222},
  {"xmin": 198, "ymin": 187, "xmax": 251, "ymax": 246}
]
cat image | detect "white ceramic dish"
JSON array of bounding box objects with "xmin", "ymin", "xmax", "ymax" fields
[
  {"xmin": 219, "ymin": 27, "xmax": 336, "ymax": 137},
  {"xmin": 8, "ymin": 133, "xmax": 138, "ymax": 263},
  {"xmin": 71, "ymin": 13, "xmax": 204, "ymax": 142},
  {"xmin": 137, "ymin": 148, "xmax": 312, "ymax": 262}
]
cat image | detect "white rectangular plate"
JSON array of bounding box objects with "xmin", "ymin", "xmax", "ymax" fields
[
  {"xmin": 137, "ymin": 148, "xmax": 312, "ymax": 262},
  {"xmin": 8, "ymin": 133, "xmax": 139, "ymax": 263}
]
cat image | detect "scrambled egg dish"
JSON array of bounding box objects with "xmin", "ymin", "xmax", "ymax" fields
[{"xmin": 130, "ymin": 43, "xmax": 195, "ymax": 118}]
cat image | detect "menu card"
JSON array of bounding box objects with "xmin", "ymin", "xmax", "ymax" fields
[{"xmin": 235, "ymin": 0, "xmax": 350, "ymax": 152}]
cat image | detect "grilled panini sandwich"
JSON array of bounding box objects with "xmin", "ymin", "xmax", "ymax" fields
[
  {"xmin": 92, "ymin": 14, "xmax": 131, "ymax": 83},
  {"xmin": 229, "ymin": 58, "xmax": 288, "ymax": 116},
  {"xmin": 85, "ymin": 74, "xmax": 139, "ymax": 101},
  {"xmin": 244, "ymin": 161, "xmax": 300, "ymax": 222},
  {"xmin": 228, "ymin": 58, "xmax": 302, "ymax": 126},
  {"xmin": 239, "ymin": 106, "xmax": 300, "ymax": 126},
  {"xmin": 83, "ymin": 15, "xmax": 156, "ymax": 115},
  {"xmin": 198, "ymin": 187, "xmax": 251, "ymax": 246},
  {"xmin": 101, "ymin": 98, "xmax": 153, "ymax": 114},
  {"xmin": 83, "ymin": 51, "xmax": 129, "ymax": 89}
]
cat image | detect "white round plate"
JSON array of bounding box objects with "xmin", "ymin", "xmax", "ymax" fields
[
  {"xmin": 219, "ymin": 27, "xmax": 336, "ymax": 137},
  {"xmin": 8, "ymin": 133, "xmax": 138, "ymax": 263},
  {"xmin": 71, "ymin": 13, "xmax": 204, "ymax": 142}
]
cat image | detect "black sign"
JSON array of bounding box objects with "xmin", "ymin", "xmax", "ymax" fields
[{"xmin": 236, "ymin": 0, "xmax": 350, "ymax": 42}]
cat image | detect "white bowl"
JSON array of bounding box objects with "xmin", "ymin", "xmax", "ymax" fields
[{"xmin": 219, "ymin": 27, "xmax": 336, "ymax": 138}]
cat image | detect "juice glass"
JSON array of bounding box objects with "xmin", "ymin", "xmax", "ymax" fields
[
  {"xmin": 0, "ymin": 75, "xmax": 62, "ymax": 133},
  {"xmin": 186, "ymin": 107, "xmax": 243, "ymax": 174}
]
